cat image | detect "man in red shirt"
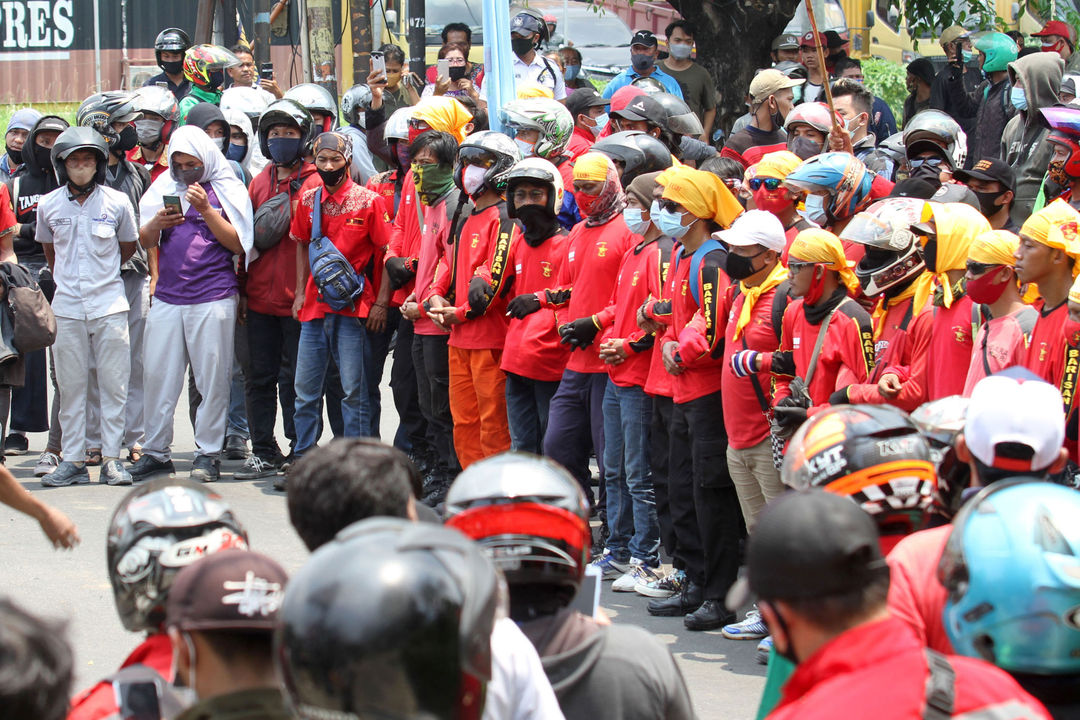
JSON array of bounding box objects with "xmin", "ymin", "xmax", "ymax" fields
[
  {"xmin": 238, "ymin": 99, "xmax": 317, "ymax": 482},
  {"xmin": 425, "ymin": 132, "xmax": 520, "ymax": 469},
  {"xmin": 729, "ymin": 490, "xmax": 1051, "ymax": 720},
  {"xmin": 565, "ymin": 87, "xmax": 609, "ymax": 159},
  {"xmin": 288, "ymin": 132, "xmax": 391, "ymax": 463}
]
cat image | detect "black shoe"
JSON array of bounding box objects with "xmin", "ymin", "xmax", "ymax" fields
[
  {"xmin": 129, "ymin": 454, "xmax": 176, "ymax": 481},
  {"xmin": 410, "ymin": 450, "xmax": 437, "ymax": 478},
  {"xmin": 647, "ymin": 581, "xmax": 704, "ymax": 617},
  {"xmin": 189, "ymin": 455, "xmax": 220, "ymax": 483},
  {"xmin": 420, "ymin": 474, "xmax": 451, "ymax": 507},
  {"xmin": 591, "ymin": 520, "xmax": 610, "ymax": 557},
  {"xmin": 684, "ymin": 599, "xmax": 735, "ymax": 631},
  {"xmin": 224, "ymin": 435, "xmax": 249, "ymax": 460},
  {"xmin": 3, "ymin": 433, "xmax": 28, "ymax": 456}
]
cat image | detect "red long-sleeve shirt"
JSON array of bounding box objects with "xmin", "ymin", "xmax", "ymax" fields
[
  {"xmin": 642, "ymin": 242, "xmax": 678, "ymax": 399},
  {"xmin": 382, "ymin": 170, "xmax": 421, "ymax": 308},
  {"xmin": 922, "ymin": 296, "xmax": 979, "ymax": 401},
  {"xmin": 1026, "ymin": 299, "xmax": 1069, "ymax": 385}
]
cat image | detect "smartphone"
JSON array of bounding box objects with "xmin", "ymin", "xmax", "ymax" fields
[
  {"xmin": 163, "ymin": 195, "xmax": 182, "ymax": 215},
  {"xmin": 569, "ymin": 564, "xmax": 601, "ymax": 617},
  {"xmin": 371, "ymin": 52, "xmax": 385, "ymax": 75},
  {"xmin": 114, "ymin": 681, "xmax": 161, "ymax": 720},
  {"xmin": 437, "ymin": 58, "xmax": 449, "ymax": 79},
  {"xmin": 260, "ymin": 62, "xmax": 274, "ymax": 80}
]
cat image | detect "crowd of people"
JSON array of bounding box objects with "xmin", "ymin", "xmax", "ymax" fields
[{"xmin": 1, "ymin": 8, "xmax": 1080, "ymax": 720}]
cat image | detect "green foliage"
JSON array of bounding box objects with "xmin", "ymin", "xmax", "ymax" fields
[
  {"xmin": 0, "ymin": 103, "xmax": 77, "ymax": 129},
  {"xmin": 863, "ymin": 58, "xmax": 906, "ymax": 126},
  {"xmin": 900, "ymin": 0, "xmax": 1008, "ymax": 41}
]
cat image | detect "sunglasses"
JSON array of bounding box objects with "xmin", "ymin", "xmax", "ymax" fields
[
  {"xmin": 787, "ymin": 260, "xmax": 824, "ymax": 274},
  {"xmin": 749, "ymin": 177, "xmax": 783, "ymax": 191},
  {"xmin": 458, "ymin": 146, "xmax": 496, "ymax": 168},
  {"xmin": 965, "ymin": 260, "xmax": 1001, "ymax": 276},
  {"xmin": 658, "ymin": 199, "xmax": 682, "ymax": 213},
  {"xmin": 909, "ymin": 156, "xmax": 944, "ymax": 169}
]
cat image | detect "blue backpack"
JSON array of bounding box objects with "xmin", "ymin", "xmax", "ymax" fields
[{"xmin": 308, "ymin": 187, "xmax": 365, "ymax": 312}]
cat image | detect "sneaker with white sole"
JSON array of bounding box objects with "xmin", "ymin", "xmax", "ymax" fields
[
  {"xmin": 41, "ymin": 461, "xmax": 90, "ymax": 487},
  {"xmin": 100, "ymin": 459, "xmax": 133, "ymax": 486},
  {"xmin": 755, "ymin": 635, "xmax": 773, "ymax": 665},
  {"xmin": 722, "ymin": 607, "xmax": 770, "ymax": 640},
  {"xmin": 612, "ymin": 558, "xmax": 661, "ymax": 592},
  {"xmin": 588, "ymin": 549, "xmax": 631, "ymax": 580},
  {"xmin": 234, "ymin": 454, "xmax": 280, "ymax": 480},
  {"xmin": 34, "ymin": 451, "xmax": 60, "ymax": 477},
  {"xmin": 634, "ymin": 568, "xmax": 686, "ymax": 598}
]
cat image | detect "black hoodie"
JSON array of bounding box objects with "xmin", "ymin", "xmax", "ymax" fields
[
  {"xmin": 185, "ymin": 102, "xmax": 251, "ymax": 186},
  {"xmin": 7, "ymin": 115, "xmax": 68, "ymax": 264}
]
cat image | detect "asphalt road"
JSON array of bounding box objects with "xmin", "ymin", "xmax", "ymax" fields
[{"xmin": 0, "ymin": 377, "xmax": 767, "ymax": 719}]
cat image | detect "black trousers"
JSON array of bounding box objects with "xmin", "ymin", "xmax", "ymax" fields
[
  {"xmin": 412, "ymin": 332, "xmax": 459, "ymax": 474},
  {"xmin": 388, "ymin": 317, "xmax": 429, "ymax": 454},
  {"xmin": 670, "ymin": 389, "xmax": 742, "ymax": 601},
  {"xmin": 243, "ymin": 310, "xmax": 300, "ymax": 459}
]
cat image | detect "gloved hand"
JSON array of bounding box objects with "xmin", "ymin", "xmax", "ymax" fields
[
  {"xmin": 772, "ymin": 401, "xmax": 809, "ymax": 432},
  {"xmin": 506, "ymin": 293, "xmax": 542, "ymax": 319},
  {"xmin": 467, "ymin": 276, "xmax": 494, "ymax": 315},
  {"xmin": 730, "ymin": 350, "xmax": 759, "ymax": 378},
  {"xmin": 385, "ymin": 257, "xmax": 416, "ymax": 290},
  {"xmin": 559, "ymin": 316, "xmax": 601, "ymax": 350},
  {"xmin": 828, "ymin": 387, "xmax": 850, "ymax": 405}
]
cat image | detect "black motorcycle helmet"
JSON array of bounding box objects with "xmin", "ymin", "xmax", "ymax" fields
[
  {"xmin": 77, "ymin": 91, "xmax": 140, "ymax": 156},
  {"xmin": 257, "ymin": 98, "xmax": 316, "ymax": 162},
  {"xmin": 107, "ymin": 478, "xmax": 248, "ymax": 632},
  {"xmin": 154, "ymin": 27, "xmax": 192, "ymax": 70},
  {"xmin": 592, "ymin": 130, "xmax": 673, "ymax": 186},
  {"xmin": 51, "ymin": 127, "xmax": 109, "ymax": 188},
  {"xmin": 275, "ymin": 517, "xmax": 498, "ymax": 720},
  {"xmin": 22, "ymin": 115, "xmax": 70, "ymax": 179}
]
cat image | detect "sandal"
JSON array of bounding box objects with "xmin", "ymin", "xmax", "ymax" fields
[
  {"xmin": 126, "ymin": 447, "xmax": 143, "ymax": 464},
  {"xmin": 85, "ymin": 448, "xmax": 103, "ymax": 467}
]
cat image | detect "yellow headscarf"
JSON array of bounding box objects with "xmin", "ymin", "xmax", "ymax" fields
[
  {"xmin": 788, "ymin": 228, "xmax": 860, "ymax": 295},
  {"xmin": 755, "ymin": 151, "xmax": 803, "ymax": 180},
  {"xmin": 517, "ymin": 82, "xmax": 556, "ymax": 99},
  {"xmin": 573, "ymin": 152, "xmax": 611, "ymax": 183},
  {"xmin": 410, "ymin": 96, "xmax": 473, "ymax": 143},
  {"xmin": 919, "ymin": 202, "xmax": 990, "ymax": 308},
  {"xmin": 1019, "ymin": 199, "xmax": 1080, "ymax": 279},
  {"xmin": 969, "ymin": 230, "xmax": 1020, "ymax": 267},
  {"xmin": 658, "ymin": 166, "xmax": 744, "ymax": 229}
]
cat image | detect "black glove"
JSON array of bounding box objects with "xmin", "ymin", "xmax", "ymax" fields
[
  {"xmin": 773, "ymin": 403, "xmax": 808, "ymax": 431},
  {"xmin": 467, "ymin": 276, "xmax": 494, "ymax": 315},
  {"xmin": 828, "ymin": 387, "xmax": 850, "ymax": 406},
  {"xmin": 560, "ymin": 316, "xmax": 600, "ymax": 350},
  {"xmin": 385, "ymin": 257, "xmax": 416, "ymax": 290},
  {"xmin": 506, "ymin": 293, "xmax": 542, "ymax": 319}
]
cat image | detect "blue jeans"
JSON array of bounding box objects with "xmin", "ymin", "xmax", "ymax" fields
[
  {"xmin": 505, "ymin": 372, "xmax": 560, "ymax": 454},
  {"xmin": 602, "ymin": 379, "xmax": 659, "ymax": 565},
  {"xmin": 293, "ymin": 315, "xmax": 370, "ymax": 455}
]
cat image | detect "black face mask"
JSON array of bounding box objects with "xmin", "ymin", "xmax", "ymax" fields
[
  {"xmin": 207, "ymin": 69, "xmax": 225, "ymax": 90},
  {"xmin": 765, "ymin": 603, "xmax": 799, "ymax": 665},
  {"xmin": 724, "ymin": 247, "xmax": 768, "ymax": 280},
  {"xmin": 516, "ymin": 205, "xmax": 560, "ymax": 246},
  {"xmin": 909, "ymin": 163, "xmax": 943, "ymax": 188},
  {"xmin": 922, "ymin": 237, "xmax": 939, "ymax": 272},
  {"xmin": 161, "ymin": 59, "xmax": 184, "ymax": 76},
  {"xmin": 973, "ymin": 189, "xmax": 1006, "ymax": 218},
  {"xmin": 5, "ymin": 144, "xmax": 21, "ymax": 164},
  {"xmin": 318, "ymin": 165, "xmax": 348, "ymax": 187},
  {"xmin": 112, "ymin": 125, "xmax": 138, "ymax": 155},
  {"xmin": 511, "ymin": 36, "xmax": 535, "ymax": 58},
  {"xmin": 449, "ymin": 65, "xmax": 468, "ymax": 82},
  {"xmin": 34, "ymin": 144, "xmax": 52, "ymax": 173}
]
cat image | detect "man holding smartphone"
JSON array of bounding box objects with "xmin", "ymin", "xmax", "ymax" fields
[
  {"xmin": 929, "ymin": 25, "xmax": 980, "ymax": 156},
  {"xmin": 227, "ymin": 43, "xmax": 282, "ymax": 100}
]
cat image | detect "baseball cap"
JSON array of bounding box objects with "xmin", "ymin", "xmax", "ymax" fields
[
  {"xmin": 939, "ymin": 25, "xmax": 970, "ymax": 48},
  {"xmin": 801, "ymin": 31, "xmax": 827, "ymax": 48},
  {"xmin": 511, "ymin": 12, "xmax": 542, "ymax": 36},
  {"xmin": 749, "ymin": 68, "xmax": 803, "ymax": 103},
  {"xmin": 631, "ymin": 30, "xmax": 658, "ymax": 48},
  {"xmin": 566, "ymin": 87, "xmax": 609, "ymax": 118},
  {"xmin": 34, "ymin": 116, "xmax": 69, "ymax": 135},
  {"xmin": 1033, "ymin": 20, "xmax": 1075, "ymax": 42},
  {"xmin": 726, "ymin": 490, "xmax": 888, "ymax": 610},
  {"xmin": 888, "ymin": 178, "xmax": 939, "ymax": 199},
  {"xmin": 166, "ymin": 549, "xmax": 287, "ymax": 633},
  {"xmin": 930, "ymin": 183, "xmax": 981, "ymax": 211},
  {"xmin": 612, "ymin": 94, "xmax": 666, "ymax": 126},
  {"xmin": 964, "ymin": 369, "xmax": 1066, "ymax": 473},
  {"xmin": 772, "ymin": 33, "xmax": 800, "ymax": 51},
  {"xmin": 953, "ymin": 157, "xmax": 1016, "ymax": 193},
  {"xmin": 715, "ymin": 209, "xmax": 786, "ymax": 252}
]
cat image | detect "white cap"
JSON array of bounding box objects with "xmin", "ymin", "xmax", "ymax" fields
[
  {"xmin": 714, "ymin": 209, "xmax": 787, "ymax": 253},
  {"xmin": 965, "ymin": 370, "xmax": 1065, "ymax": 473}
]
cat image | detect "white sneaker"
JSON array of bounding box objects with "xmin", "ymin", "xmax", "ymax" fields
[
  {"xmin": 34, "ymin": 451, "xmax": 60, "ymax": 477},
  {"xmin": 612, "ymin": 558, "xmax": 661, "ymax": 592}
]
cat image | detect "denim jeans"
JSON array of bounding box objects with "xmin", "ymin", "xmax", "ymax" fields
[
  {"xmin": 505, "ymin": 372, "xmax": 560, "ymax": 454},
  {"xmin": 293, "ymin": 314, "xmax": 370, "ymax": 455},
  {"xmin": 602, "ymin": 379, "xmax": 659, "ymax": 565}
]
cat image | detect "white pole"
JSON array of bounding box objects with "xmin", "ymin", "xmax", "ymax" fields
[
  {"xmin": 93, "ymin": 0, "xmax": 102, "ymax": 90},
  {"xmin": 563, "ymin": 0, "xmax": 568, "ymax": 45},
  {"xmin": 298, "ymin": 0, "xmax": 312, "ymax": 82}
]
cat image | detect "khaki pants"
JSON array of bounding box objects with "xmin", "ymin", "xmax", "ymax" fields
[{"xmin": 728, "ymin": 438, "xmax": 784, "ymax": 530}]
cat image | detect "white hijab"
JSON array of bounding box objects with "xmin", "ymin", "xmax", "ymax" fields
[{"xmin": 140, "ymin": 124, "xmax": 256, "ymax": 265}]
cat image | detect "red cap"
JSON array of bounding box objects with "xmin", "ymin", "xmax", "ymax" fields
[
  {"xmin": 609, "ymin": 85, "xmax": 647, "ymax": 113},
  {"xmin": 1034, "ymin": 20, "xmax": 1075, "ymax": 42},
  {"xmin": 801, "ymin": 31, "xmax": 827, "ymax": 48}
]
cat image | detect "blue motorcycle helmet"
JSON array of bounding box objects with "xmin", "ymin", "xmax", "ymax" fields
[
  {"xmin": 940, "ymin": 480, "xmax": 1080, "ymax": 675},
  {"xmin": 784, "ymin": 152, "xmax": 874, "ymax": 225}
]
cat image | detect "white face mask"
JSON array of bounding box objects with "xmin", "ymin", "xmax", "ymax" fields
[
  {"xmin": 66, "ymin": 164, "xmax": 97, "ymax": 187},
  {"xmin": 514, "ymin": 138, "xmax": 536, "ymax": 158},
  {"xmin": 463, "ymin": 163, "xmax": 487, "ymax": 196}
]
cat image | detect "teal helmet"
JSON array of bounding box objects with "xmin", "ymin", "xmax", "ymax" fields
[{"xmin": 975, "ymin": 32, "xmax": 1019, "ymax": 74}]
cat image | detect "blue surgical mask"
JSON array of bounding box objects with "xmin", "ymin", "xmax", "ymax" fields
[
  {"xmin": 650, "ymin": 199, "xmax": 662, "ymax": 218},
  {"xmin": 801, "ymin": 193, "xmax": 827, "ymax": 225},
  {"xmin": 591, "ymin": 112, "xmax": 609, "ymax": 138},
  {"xmin": 225, "ymin": 142, "xmax": 246, "ymax": 162},
  {"xmin": 1010, "ymin": 86, "xmax": 1028, "ymax": 111},
  {"xmin": 623, "ymin": 206, "xmax": 651, "ymax": 234},
  {"xmin": 961, "ymin": 49, "xmax": 974, "ymax": 64},
  {"xmin": 656, "ymin": 207, "xmax": 692, "ymax": 238},
  {"xmin": 515, "ymin": 138, "xmax": 535, "ymax": 158},
  {"xmin": 565, "ymin": 64, "xmax": 581, "ymax": 81}
]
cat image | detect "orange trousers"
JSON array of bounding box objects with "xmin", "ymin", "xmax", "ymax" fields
[{"xmin": 448, "ymin": 346, "xmax": 510, "ymax": 468}]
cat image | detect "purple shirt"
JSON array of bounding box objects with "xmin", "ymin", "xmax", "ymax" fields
[{"xmin": 154, "ymin": 185, "xmax": 238, "ymax": 306}]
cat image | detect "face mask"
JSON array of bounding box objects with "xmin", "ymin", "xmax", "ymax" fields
[
  {"xmin": 922, "ymin": 238, "xmax": 939, "ymax": 272},
  {"xmin": 268, "ymin": 137, "xmax": 303, "ymax": 166},
  {"xmin": 113, "ymin": 125, "xmax": 138, "ymax": 154},
  {"xmin": 449, "ymin": 65, "xmax": 468, "ymax": 82},
  {"xmin": 590, "ymin": 113, "xmax": 609, "ymax": 138},
  {"xmin": 753, "ymin": 187, "xmax": 793, "ymax": 216},
  {"xmin": 787, "ymin": 135, "xmax": 822, "ymax": 161},
  {"xmin": 655, "ymin": 207, "xmax": 692, "ymax": 238},
  {"xmin": 413, "ymin": 162, "xmax": 455, "ymax": 205},
  {"xmin": 966, "ymin": 267, "xmax": 1009, "ymax": 304},
  {"xmin": 623, "ymin": 206, "xmax": 651, "ymax": 234},
  {"xmin": 631, "ymin": 53, "xmax": 655, "ymax": 73},
  {"xmin": 791, "ymin": 85, "xmax": 803, "ymax": 104},
  {"xmin": 463, "ymin": 163, "xmax": 487, "ymax": 196},
  {"xmin": 135, "ymin": 118, "xmax": 164, "ymax": 146},
  {"xmin": 1049, "ymin": 159, "xmax": 1071, "ymax": 187},
  {"xmin": 318, "ymin": 165, "xmax": 347, "ymax": 187},
  {"xmin": 395, "ymin": 141, "xmax": 411, "ymax": 170},
  {"xmin": 225, "ymin": 142, "xmax": 247, "ymax": 162},
  {"xmin": 512, "ymin": 36, "xmax": 535, "ymax": 58},
  {"xmin": 516, "ymin": 205, "xmax": 560, "ymax": 245},
  {"xmin": 176, "ymin": 166, "xmax": 204, "ymax": 185},
  {"xmin": 724, "ymin": 248, "xmax": 768, "ymax": 280},
  {"xmin": 651, "ymin": 200, "xmax": 662, "ymax": 219},
  {"xmin": 803, "ymin": 265, "xmax": 828, "ymax": 305},
  {"xmin": 515, "ymin": 138, "xmax": 536, "ymax": 158},
  {"xmin": 972, "ymin": 188, "xmax": 1006, "ymax": 217},
  {"xmin": 1042, "ymin": 40, "xmax": 1065, "ymax": 55},
  {"xmin": 1010, "ymin": 86, "xmax": 1027, "ymax": 111},
  {"xmin": 961, "ymin": 49, "xmax": 974, "ymax": 63},
  {"xmin": 910, "ymin": 162, "xmax": 943, "ymax": 185},
  {"xmin": 34, "ymin": 145, "xmax": 52, "ymax": 172},
  {"xmin": 802, "ymin": 193, "xmax": 827, "ymax": 224},
  {"xmin": 4, "ymin": 144, "xmax": 20, "ymax": 164},
  {"xmin": 565, "ymin": 64, "xmax": 581, "ymax": 81},
  {"xmin": 844, "ymin": 113, "xmax": 867, "ymax": 135},
  {"xmin": 66, "ymin": 164, "xmax": 97, "ymax": 188},
  {"xmin": 576, "ymin": 190, "xmax": 606, "ymax": 217},
  {"xmin": 668, "ymin": 43, "xmax": 693, "ymax": 60},
  {"xmin": 207, "ymin": 69, "xmax": 225, "ymax": 90},
  {"xmin": 161, "ymin": 59, "xmax": 183, "ymax": 76}
]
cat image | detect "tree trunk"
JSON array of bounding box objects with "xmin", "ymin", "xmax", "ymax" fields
[{"xmin": 668, "ymin": 0, "xmax": 802, "ymax": 134}]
